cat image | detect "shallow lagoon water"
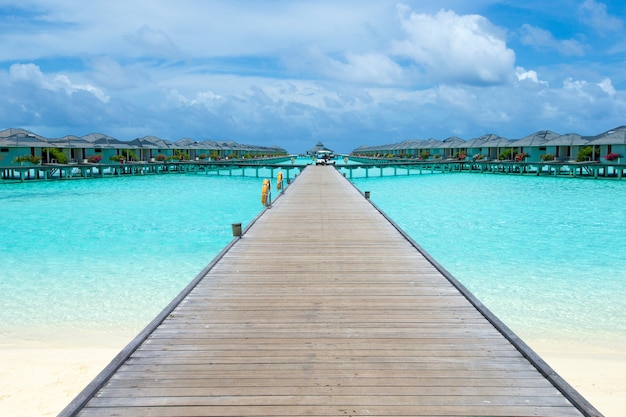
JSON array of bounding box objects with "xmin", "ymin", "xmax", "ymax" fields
[
  {"xmin": 0, "ymin": 167, "xmax": 624, "ymax": 350},
  {"xmin": 0, "ymin": 173, "xmax": 267, "ymax": 338},
  {"xmin": 351, "ymin": 173, "xmax": 626, "ymax": 349}
]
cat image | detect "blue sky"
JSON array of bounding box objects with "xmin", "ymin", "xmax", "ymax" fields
[{"xmin": 1, "ymin": 0, "xmax": 625, "ymax": 153}]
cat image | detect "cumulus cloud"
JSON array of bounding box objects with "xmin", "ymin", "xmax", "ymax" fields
[
  {"xmin": 9, "ymin": 63, "xmax": 47, "ymax": 85},
  {"xmin": 579, "ymin": 0, "xmax": 623, "ymax": 35},
  {"xmin": 8, "ymin": 63, "xmax": 105, "ymax": 102},
  {"xmin": 53, "ymin": 74, "xmax": 110, "ymax": 102},
  {"xmin": 519, "ymin": 24, "xmax": 585, "ymax": 56},
  {"xmin": 563, "ymin": 77, "xmax": 593, "ymax": 100},
  {"xmin": 392, "ymin": 7, "xmax": 516, "ymax": 85},
  {"xmin": 515, "ymin": 67, "xmax": 549, "ymax": 86},
  {"xmin": 597, "ymin": 78, "xmax": 616, "ymax": 95},
  {"xmin": 562, "ymin": 76, "xmax": 618, "ymax": 101},
  {"xmin": 9, "ymin": 63, "xmax": 109, "ymax": 102}
]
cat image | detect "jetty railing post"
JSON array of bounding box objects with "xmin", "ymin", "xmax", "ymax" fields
[{"xmin": 231, "ymin": 223, "xmax": 242, "ymax": 237}]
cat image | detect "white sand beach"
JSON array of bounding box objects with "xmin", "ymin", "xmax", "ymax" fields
[
  {"xmin": 0, "ymin": 332, "xmax": 134, "ymax": 417},
  {"xmin": 1, "ymin": 336, "xmax": 623, "ymax": 417},
  {"xmin": 530, "ymin": 341, "xmax": 626, "ymax": 417}
]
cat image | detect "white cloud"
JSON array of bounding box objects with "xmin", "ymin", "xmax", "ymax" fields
[
  {"xmin": 562, "ymin": 76, "xmax": 617, "ymax": 101},
  {"xmin": 564, "ymin": 77, "xmax": 591, "ymax": 97},
  {"xmin": 597, "ymin": 78, "xmax": 616, "ymax": 96},
  {"xmin": 519, "ymin": 24, "xmax": 585, "ymax": 56},
  {"xmin": 394, "ymin": 9, "xmax": 515, "ymax": 84},
  {"xmin": 392, "ymin": 7, "xmax": 516, "ymax": 85},
  {"xmin": 516, "ymin": 68, "xmax": 539, "ymax": 83},
  {"xmin": 515, "ymin": 67, "xmax": 549, "ymax": 86},
  {"xmin": 9, "ymin": 63, "xmax": 46, "ymax": 84},
  {"xmin": 579, "ymin": 0, "xmax": 623, "ymax": 35},
  {"xmin": 9, "ymin": 63, "xmax": 109, "ymax": 102},
  {"xmin": 53, "ymin": 74, "xmax": 110, "ymax": 102}
]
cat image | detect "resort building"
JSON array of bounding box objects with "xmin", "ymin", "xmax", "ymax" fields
[
  {"xmin": 0, "ymin": 129, "xmax": 287, "ymax": 166},
  {"xmin": 352, "ymin": 126, "xmax": 626, "ymax": 164},
  {"xmin": 306, "ymin": 141, "xmax": 334, "ymax": 156}
]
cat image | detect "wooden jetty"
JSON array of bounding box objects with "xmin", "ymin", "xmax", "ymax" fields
[
  {"xmin": 0, "ymin": 157, "xmax": 298, "ymax": 182},
  {"xmin": 4, "ymin": 156, "xmax": 625, "ymax": 182},
  {"xmin": 60, "ymin": 165, "xmax": 601, "ymax": 417},
  {"xmin": 340, "ymin": 159, "xmax": 625, "ymax": 179}
]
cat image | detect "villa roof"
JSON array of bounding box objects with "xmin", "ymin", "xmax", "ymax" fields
[
  {"xmin": 439, "ymin": 136, "xmax": 465, "ymax": 149},
  {"xmin": 128, "ymin": 136, "xmax": 175, "ymax": 148},
  {"xmin": 464, "ymin": 134, "xmax": 511, "ymax": 148},
  {"xmin": 547, "ymin": 133, "xmax": 589, "ymax": 146},
  {"xmin": 48, "ymin": 135, "xmax": 94, "ymax": 148},
  {"xmin": 0, "ymin": 127, "xmax": 287, "ymax": 154},
  {"xmin": 175, "ymin": 138, "xmax": 202, "ymax": 148},
  {"xmin": 351, "ymin": 125, "xmax": 626, "ymax": 154},
  {"xmin": 0, "ymin": 131, "xmax": 50, "ymax": 147},
  {"xmin": 0, "ymin": 128, "xmax": 47, "ymax": 141},
  {"xmin": 199, "ymin": 140, "xmax": 221, "ymax": 150},
  {"xmin": 389, "ymin": 140, "xmax": 416, "ymax": 150},
  {"xmin": 590, "ymin": 126, "xmax": 626, "ymax": 144},
  {"xmin": 308, "ymin": 141, "xmax": 333, "ymax": 154},
  {"xmin": 92, "ymin": 137, "xmax": 130, "ymax": 148},
  {"xmin": 514, "ymin": 130, "xmax": 561, "ymax": 147},
  {"xmin": 82, "ymin": 133, "xmax": 118, "ymax": 143}
]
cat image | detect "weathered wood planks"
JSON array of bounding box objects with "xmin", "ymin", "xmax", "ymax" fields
[{"xmin": 64, "ymin": 165, "xmax": 598, "ymax": 417}]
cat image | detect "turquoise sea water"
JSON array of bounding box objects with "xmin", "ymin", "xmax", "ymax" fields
[
  {"xmin": 1, "ymin": 166, "xmax": 624, "ymax": 350},
  {"xmin": 0, "ymin": 173, "xmax": 271, "ymax": 339},
  {"xmin": 350, "ymin": 173, "xmax": 626, "ymax": 349}
]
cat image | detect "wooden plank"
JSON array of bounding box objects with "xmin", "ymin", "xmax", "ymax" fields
[
  {"xmin": 78, "ymin": 405, "xmax": 583, "ymax": 417},
  {"xmin": 66, "ymin": 166, "xmax": 594, "ymax": 417}
]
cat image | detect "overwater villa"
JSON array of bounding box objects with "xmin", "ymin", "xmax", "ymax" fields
[
  {"xmin": 352, "ymin": 126, "xmax": 626, "ymax": 163},
  {"xmin": 306, "ymin": 141, "xmax": 334, "ymax": 157},
  {"xmin": 0, "ymin": 129, "xmax": 287, "ymax": 166}
]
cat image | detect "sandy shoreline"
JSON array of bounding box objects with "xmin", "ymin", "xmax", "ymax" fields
[
  {"xmin": 528, "ymin": 340, "xmax": 625, "ymax": 417},
  {"xmin": 1, "ymin": 337, "xmax": 623, "ymax": 417}
]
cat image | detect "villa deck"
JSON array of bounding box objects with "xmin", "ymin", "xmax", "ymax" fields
[
  {"xmin": 59, "ymin": 165, "xmax": 601, "ymax": 417},
  {"xmin": 3, "ymin": 157, "xmax": 626, "ymax": 182}
]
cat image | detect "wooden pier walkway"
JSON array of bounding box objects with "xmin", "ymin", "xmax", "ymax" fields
[{"xmin": 60, "ymin": 166, "xmax": 601, "ymax": 417}]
